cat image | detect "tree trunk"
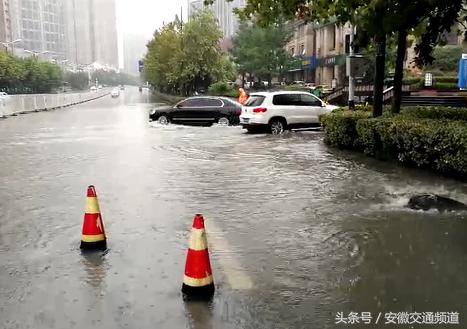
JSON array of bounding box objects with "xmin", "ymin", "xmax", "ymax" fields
[
  {"xmin": 373, "ymin": 34, "xmax": 386, "ymax": 117},
  {"xmin": 242, "ymin": 72, "xmax": 245, "ymax": 88},
  {"xmin": 392, "ymin": 28, "xmax": 408, "ymax": 114}
]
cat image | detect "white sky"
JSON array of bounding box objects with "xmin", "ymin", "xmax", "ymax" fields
[{"xmin": 116, "ymin": 0, "xmax": 188, "ymax": 68}]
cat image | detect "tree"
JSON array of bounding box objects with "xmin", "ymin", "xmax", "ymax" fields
[
  {"xmin": 207, "ymin": 0, "xmax": 466, "ymax": 116},
  {"xmin": 65, "ymin": 72, "xmax": 89, "ymax": 90},
  {"xmin": 144, "ymin": 10, "xmax": 235, "ymax": 95},
  {"xmin": 231, "ymin": 22, "xmax": 292, "ymax": 86}
]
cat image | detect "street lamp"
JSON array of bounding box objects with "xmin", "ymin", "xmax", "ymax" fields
[
  {"xmin": 24, "ymin": 50, "xmax": 51, "ymax": 58},
  {"xmin": 1, "ymin": 39, "xmax": 22, "ymax": 54}
]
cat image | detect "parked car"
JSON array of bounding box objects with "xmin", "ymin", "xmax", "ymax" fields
[
  {"xmin": 149, "ymin": 96, "xmax": 242, "ymax": 126},
  {"xmin": 110, "ymin": 88, "xmax": 120, "ymax": 98},
  {"xmin": 239, "ymin": 91, "xmax": 339, "ymax": 134},
  {"xmin": 90, "ymin": 86, "xmax": 97, "ymax": 92},
  {"xmin": 98, "ymin": 85, "xmax": 103, "ymax": 89},
  {"xmin": 119, "ymin": 85, "xmax": 125, "ymax": 90}
]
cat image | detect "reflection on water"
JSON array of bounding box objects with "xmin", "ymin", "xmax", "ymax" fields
[
  {"xmin": 184, "ymin": 301, "xmax": 214, "ymax": 329},
  {"xmin": 80, "ymin": 250, "xmax": 108, "ymax": 291}
]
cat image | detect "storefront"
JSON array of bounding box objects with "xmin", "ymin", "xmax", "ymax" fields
[{"xmin": 285, "ymin": 55, "xmax": 317, "ymax": 83}]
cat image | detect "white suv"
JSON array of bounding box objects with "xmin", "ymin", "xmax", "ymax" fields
[{"xmin": 240, "ymin": 91, "xmax": 338, "ymax": 134}]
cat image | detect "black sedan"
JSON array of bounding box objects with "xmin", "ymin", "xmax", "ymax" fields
[{"xmin": 149, "ymin": 96, "xmax": 242, "ymax": 126}]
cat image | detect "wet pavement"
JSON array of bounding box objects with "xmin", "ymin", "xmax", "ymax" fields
[{"xmin": 1, "ymin": 87, "xmax": 467, "ymax": 329}]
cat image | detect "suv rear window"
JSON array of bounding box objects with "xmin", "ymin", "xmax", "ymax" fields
[
  {"xmin": 273, "ymin": 94, "xmax": 301, "ymax": 106},
  {"xmin": 244, "ymin": 95, "xmax": 265, "ymax": 107}
]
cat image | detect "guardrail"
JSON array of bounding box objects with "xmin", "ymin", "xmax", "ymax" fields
[{"xmin": 0, "ymin": 89, "xmax": 110, "ymax": 118}]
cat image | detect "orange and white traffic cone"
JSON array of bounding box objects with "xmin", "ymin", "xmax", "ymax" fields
[
  {"xmin": 182, "ymin": 214, "xmax": 215, "ymax": 299},
  {"xmin": 80, "ymin": 185, "xmax": 107, "ymax": 250}
]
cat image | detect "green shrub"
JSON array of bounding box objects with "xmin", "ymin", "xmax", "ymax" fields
[
  {"xmin": 323, "ymin": 110, "xmax": 467, "ymax": 178},
  {"xmin": 403, "ymin": 77, "xmax": 422, "ymax": 85},
  {"xmin": 284, "ymin": 84, "xmax": 308, "ymax": 91},
  {"xmin": 208, "ymin": 81, "xmax": 239, "ymax": 97},
  {"xmin": 434, "ymin": 76, "xmax": 458, "ymax": 84},
  {"xmin": 401, "ymin": 106, "xmax": 467, "ymax": 122},
  {"xmin": 356, "ymin": 117, "xmax": 467, "ymax": 177},
  {"xmin": 320, "ymin": 111, "xmax": 372, "ymax": 149}
]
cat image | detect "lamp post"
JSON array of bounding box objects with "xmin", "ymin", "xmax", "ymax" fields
[
  {"xmin": 24, "ymin": 50, "xmax": 51, "ymax": 59},
  {"xmin": 1, "ymin": 39, "xmax": 22, "ymax": 54}
]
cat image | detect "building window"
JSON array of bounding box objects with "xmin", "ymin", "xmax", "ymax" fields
[
  {"xmin": 329, "ymin": 25, "xmax": 336, "ymax": 50},
  {"xmin": 300, "ymin": 44, "xmax": 305, "ymax": 55},
  {"xmin": 290, "ymin": 47, "xmax": 295, "ymax": 56}
]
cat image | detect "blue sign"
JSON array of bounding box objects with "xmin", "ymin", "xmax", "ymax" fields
[
  {"xmin": 458, "ymin": 55, "xmax": 467, "ymax": 89},
  {"xmin": 302, "ymin": 56, "xmax": 317, "ymax": 69}
]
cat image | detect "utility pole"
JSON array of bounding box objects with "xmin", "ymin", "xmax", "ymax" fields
[{"xmin": 348, "ymin": 24, "xmax": 355, "ymax": 110}]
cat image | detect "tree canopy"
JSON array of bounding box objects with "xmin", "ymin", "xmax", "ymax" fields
[
  {"xmin": 231, "ymin": 21, "xmax": 292, "ymax": 84},
  {"xmin": 144, "ymin": 10, "xmax": 236, "ymax": 95},
  {"xmin": 0, "ymin": 52, "xmax": 62, "ymax": 93},
  {"xmin": 207, "ymin": 0, "xmax": 466, "ymax": 115}
]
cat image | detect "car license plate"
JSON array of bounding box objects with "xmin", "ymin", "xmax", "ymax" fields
[{"xmin": 241, "ymin": 118, "xmax": 250, "ymax": 124}]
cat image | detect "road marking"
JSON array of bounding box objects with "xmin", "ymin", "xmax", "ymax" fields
[{"xmin": 205, "ymin": 220, "xmax": 254, "ymax": 290}]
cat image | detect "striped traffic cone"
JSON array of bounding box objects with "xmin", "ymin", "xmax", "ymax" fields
[
  {"xmin": 182, "ymin": 214, "xmax": 215, "ymax": 299},
  {"xmin": 80, "ymin": 185, "xmax": 107, "ymax": 250}
]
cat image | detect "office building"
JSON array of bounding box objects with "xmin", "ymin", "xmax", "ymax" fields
[
  {"xmin": 90, "ymin": 0, "xmax": 118, "ymax": 68},
  {"xmin": 123, "ymin": 32, "xmax": 146, "ymax": 75},
  {"xmin": 0, "ymin": 0, "xmax": 12, "ymax": 45},
  {"xmin": 64, "ymin": 0, "xmax": 93, "ymax": 65},
  {"xmin": 188, "ymin": 0, "xmax": 245, "ymax": 38}
]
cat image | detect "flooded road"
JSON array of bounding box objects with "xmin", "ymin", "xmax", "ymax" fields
[{"xmin": 0, "ymin": 87, "xmax": 467, "ymax": 328}]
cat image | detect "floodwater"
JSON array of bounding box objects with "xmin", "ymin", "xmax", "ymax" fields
[{"xmin": 0, "ymin": 87, "xmax": 466, "ymax": 329}]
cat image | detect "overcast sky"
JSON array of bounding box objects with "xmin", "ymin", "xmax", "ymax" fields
[{"xmin": 116, "ymin": 0, "xmax": 188, "ymax": 68}]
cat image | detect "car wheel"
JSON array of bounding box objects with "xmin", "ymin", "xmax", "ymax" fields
[
  {"xmin": 269, "ymin": 119, "xmax": 286, "ymax": 135},
  {"xmin": 158, "ymin": 115, "xmax": 169, "ymax": 125},
  {"xmin": 217, "ymin": 116, "xmax": 230, "ymax": 126}
]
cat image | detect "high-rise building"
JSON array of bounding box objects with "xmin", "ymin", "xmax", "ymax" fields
[
  {"xmin": 10, "ymin": 0, "xmax": 66, "ymax": 59},
  {"xmin": 7, "ymin": 0, "xmax": 118, "ymax": 67},
  {"xmin": 90, "ymin": 0, "xmax": 118, "ymax": 68},
  {"xmin": 188, "ymin": 0, "xmax": 245, "ymax": 38},
  {"xmin": 187, "ymin": 0, "xmax": 203, "ymax": 17},
  {"xmin": 123, "ymin": 32, "xmax": 147, "ymax": 75},
  {"xmin": 0, "ymin": 0, "xmax": 13, "ymax": 45},
  {"xmin": 64, "ymin": 0, "xmax": 93, "ymax": 65}
]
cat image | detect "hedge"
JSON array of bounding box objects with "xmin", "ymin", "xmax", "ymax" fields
[
  {"xmin": 321, "ymin": 110, "xmax": 467, "ymax": 178},
  {"xmin": 320, "ymin": 111, "xmax": 371, "ymax": 149},
  {"xmin": 401, "ymin": 106, "xmax": 467, "ymax": 122},
  {"xmin": 208, "ymin": 81, "xmax": 239, "ymax": 98}
]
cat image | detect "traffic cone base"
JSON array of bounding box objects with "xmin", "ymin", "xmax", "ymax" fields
[
  {"xmin": 80, "ymin": 238, "xmax": 107, "ymax": 250},
  {"xmin": 80, "ymin": 186, "xmax": 107, "ymax": 250},
  {"xmin": 182, "ymin": 214, "xmax": 215, "ymax": 300},
  {"xmin": 182, "ymin": 282, "xmax": 215, "ymax": 300}
]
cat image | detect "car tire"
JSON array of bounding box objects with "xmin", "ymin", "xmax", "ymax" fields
[
  {"xmin": 217, "ymin": 116, "xmax": 230, "ymax": 126},
  {"xmin": 269, "ymin": 119, "xmax": 286, "ymax": 135},
  {"xmin": 158, "ymin": 115, "xmax": 170, "ymax": 125}
]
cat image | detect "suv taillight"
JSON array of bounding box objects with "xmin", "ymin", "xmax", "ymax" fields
[{"xmin": 253, "ymin": 107, "xmax": 267, "ymax": 113}]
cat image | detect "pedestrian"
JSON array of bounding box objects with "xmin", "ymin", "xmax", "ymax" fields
[{"xmin": 238, "ymin": 87, "xmax": 248, "ymax": 104}]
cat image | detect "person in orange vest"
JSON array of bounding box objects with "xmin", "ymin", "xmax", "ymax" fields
[{"xmin": 238, "ymin": 87, "xmax": 248, "ymax": 104}]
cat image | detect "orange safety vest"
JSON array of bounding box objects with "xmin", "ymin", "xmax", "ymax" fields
[{"xmin": 238, "ymin": 88, "xmax": 248, "ymax": 104}]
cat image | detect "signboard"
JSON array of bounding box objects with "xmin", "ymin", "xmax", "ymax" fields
[
  {"xmin": 302, "ymin": 56, "xmax": 317, "ymax": 69},
  {"xmin": 346, "ymin": 55, "xmax": 367, "ymax": 78},
  {"xmin": 458, "ymin": 55, "xmax": 467, "ymax": 89},
  {"xmin": 425, "ymin": 72, "xmax": 433, "ymax": 87}
]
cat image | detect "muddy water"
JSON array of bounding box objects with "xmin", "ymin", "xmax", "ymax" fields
[{"xmin": 0, "ymin": 88, "xmax": 466, "ymax": 328}]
